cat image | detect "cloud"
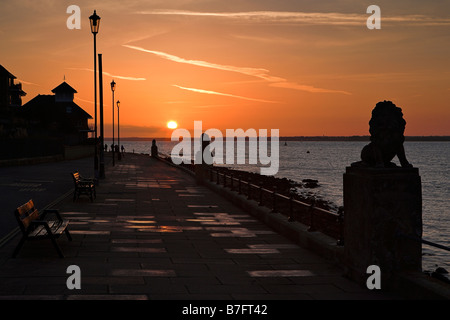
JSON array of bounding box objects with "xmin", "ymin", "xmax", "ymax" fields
[
  {"xmin": 16, "ymin": 79, "xmax": 40, "ymax": 86},
  {"xmin": 173, "ymin": 85, "xmax": 278, "ymax": 103},
  {"xmin": 123, "ymin": 45, "xmax": 281, "ymax": 81},
  {"xmin": 136, "ymin": 10, "xmax": 364, "ymax": 26},
  {"xmin": 135, "ymin": 10, "xmax": 450, "ymax": 26},
  {"xmin": 75, "ymin": 97, "xmax": 94, "ymax": 105},
  {"xmin": 124, "ymin": 45, "xmax": 349, "ymax": 94},
  {"xmin": 102, "ymin": 71, "xmax": 146, "ymax": 81},
  {"xmin": 271, "ymin": 82, "xmax": 351, "ymax": 95},
  {"xmin": 67, "ymin": 67, "xmax": 146, "ymax": 81}
]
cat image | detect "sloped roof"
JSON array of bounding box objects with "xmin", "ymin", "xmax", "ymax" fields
[
  {"xmin": 51, "ymin": 81, "xmax": 77, "ymax": 94},
  {"xmin": 22, "ymin": 94, "xmax": 92, "ymax": 119},
  {"xmin": 0, "ymin": 64, "xmax": 16, "ymax": 79}
]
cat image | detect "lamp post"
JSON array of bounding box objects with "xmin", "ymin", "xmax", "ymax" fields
[
  {"xmin": 89, "ymin": 10, "xmax": 100, "ymax": 181},
  {"xmin": 110, "ymin": 80, "xmax": 116, "ymax": 166},
  {"xmin": 98, "ymin": 53, "xmax": 105, "ymax": 179},
  {"xmin": 117, "ymin": 100, "xmax": 121, "ymax": 161}
]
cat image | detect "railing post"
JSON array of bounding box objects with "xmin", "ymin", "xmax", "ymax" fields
[
  {"xmin": 238, "ymin": 178, "xmax": 242, "ymax": 194},
  {"xmin": 223, "ymin": 173, "xmax": 227, "ymax": 187},
  {"xmin": 247, "ymin": 177, "xmax": 252, "ymax": 200},
  {"xmin": 230, "ymin": 173, "xmax": 234, "ymax": 191},
  {"xmin": 259, "ymin": 183, "xmax": 263, "ymax": 206},
  {"xmin": 216, "ymin": 170, "xmax": 220, "ymax": 185},
  {"xmin": 337, "ymin": 206, "xmax": 344, "ymax": 246},
  {"xmin": 288, "ymin": 195, "xmax": 294, "ymax": 222},
  {"xmin": 271, "ymin": 186, "xmax": 277, "ymax": 213},
  {"xmin": 307, "ymin": 199, "xmax": 316, "ymax": 231}
]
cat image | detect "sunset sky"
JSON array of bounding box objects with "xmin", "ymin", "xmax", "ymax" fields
[{"xmin": 1, "ymin": 0, "xmax": 450, "ymax": 138}]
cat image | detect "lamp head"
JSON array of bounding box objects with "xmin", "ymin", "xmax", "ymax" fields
[{"xmin": 89, "ymin": 10, "xmax": 101, "ymax": 34}]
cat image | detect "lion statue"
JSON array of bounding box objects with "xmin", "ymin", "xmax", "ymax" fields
[{"xmin": 354, "ymin": 100, "xmax": 412, "ymax": 168}]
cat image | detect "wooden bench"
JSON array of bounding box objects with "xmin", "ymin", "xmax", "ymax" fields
[
  {"xmin": 13, "ymin": 199, "xmax": 72, "ymax": 258},
  {"xmin": 71, "ymin": 171, "xmax": 96, "ymax": 202}
]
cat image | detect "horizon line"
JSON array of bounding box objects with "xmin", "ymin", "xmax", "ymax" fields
[{"xmin": 105, "ymin": 135, "xmax": 450, "ymax": 140}]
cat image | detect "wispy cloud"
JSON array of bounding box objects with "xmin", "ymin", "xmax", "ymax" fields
[
  {"xmin": 75, "ymin": 97, "xmax": 95, "ymax": 105},
  {"xmin": 173, "ymin": 85, "xmax": 278, "ymax": 103},
  {"xmin": 17, "ymin": 79, "xmax": 40, "ymax": 86},
  {"xmin": 271, "ymin": 82, "xmax": 351, "ymax": 95},
  {"xmin": 67, "ymin": 68, "xmax": 146, "ymax": 81},
  {"xmin": 136, "ymin": 10, "xmax": 364, "ymax": 26},
  {"xmin": 123, "ymin": 45, "xmax": 281, "ymax": 81},
  {"xmin": 124, "ymin": 45, "xmax": 349, "ymax": 94},
  {"xmin": 135, "ymin": 10, "xmax": 450, "ymax": 26}
]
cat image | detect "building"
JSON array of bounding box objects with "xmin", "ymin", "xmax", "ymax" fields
[
  {"xmin": 21, "ymin": 81, "xmax": 92, "ymax": 145},
  {"xmin": 0, "ymin": 64, "xmax": 26, "ymax": 108}
]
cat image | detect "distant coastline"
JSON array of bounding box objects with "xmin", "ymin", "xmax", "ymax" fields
[{"xmin": 108, "ymin": 136, "xmax": 450, "ymax": 142}]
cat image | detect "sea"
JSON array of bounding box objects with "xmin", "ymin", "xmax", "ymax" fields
[{"xmin": 113, "ymin": 139, "xmax": 449, "ymax": 274}]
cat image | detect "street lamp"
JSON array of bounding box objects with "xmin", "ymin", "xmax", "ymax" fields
[
  {"xmin": 110, "ymin": 80, "xmax": 116, "ymax": 166},
  {"xmin": 98, "ymin": 54, "xmax": 105, "ymax": 179},
  {"xmin": 117, "ymin": 100, "xmax": 121, "ymax": 161},
  {"xmin": 89, "ymin": 10, "xmax": 100, "ymax": 181}
]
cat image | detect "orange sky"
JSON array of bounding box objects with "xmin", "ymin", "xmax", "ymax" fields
[{"xmin": 1, "ymin": 1, "xmax": 450, "ymax": 138}]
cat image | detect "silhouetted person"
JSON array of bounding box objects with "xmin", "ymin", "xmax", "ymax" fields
[
  {"xmin": 195, "ymin": 133, "xmax": 213, "ymax": 185},
  {"xmin": 121, "ymin": 145, "xmax": 125, "ymax": 158},
  {"xmin": 151, "ymin": 139, "xmax": 158, "ymax": 157}
]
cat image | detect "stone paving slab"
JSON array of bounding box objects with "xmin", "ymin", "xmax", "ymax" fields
[{"xmin": 0, "ymin": 154, "xmax": 401, "ymax": 301}]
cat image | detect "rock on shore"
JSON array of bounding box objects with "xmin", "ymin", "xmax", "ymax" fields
[{"xmin": 212, "ymin": 166, "xmax": 338, "ymax": 212}]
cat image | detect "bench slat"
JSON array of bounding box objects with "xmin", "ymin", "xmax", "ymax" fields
[
  {"xmin": 15, "ymin": 200, "xmax": 40, "ymax": 230},
  {"xmin": 28, "ymin": 220, "xmax": 70, "ymax": 238}
]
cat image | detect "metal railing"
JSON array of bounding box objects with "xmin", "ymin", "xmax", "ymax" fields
[
  {"xmin": 400, "ymin": 234, "xmax": 450, "ymax": 252},
  {"xmin": 206, "ymin": 167, "xmax": 344, "ymax": 245}
]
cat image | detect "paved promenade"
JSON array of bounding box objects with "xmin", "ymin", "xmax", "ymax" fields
[{"xmin": 0, "ymin": 153, "xmax": 401, "ymax": 301}]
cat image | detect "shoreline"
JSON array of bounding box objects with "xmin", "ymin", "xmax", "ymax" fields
[{"xmin": 212, "ymin": 165, "xmax": 339, "ymax": 213}]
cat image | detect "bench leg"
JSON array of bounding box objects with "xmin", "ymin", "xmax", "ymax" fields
[
  {"xmin": 65, "ymin": 228, "xmax": 72, "ymax": 241},
  {"xmin": 73, "ymin": 189, "xmax": 78, "ymax": 202},
  {"xmin": 49, "ymin": 236, "xmax": 64, "ymax": 258},
  {"xmin": 12, "ymin": 237, "xmax": 26, "ymax": 258}
]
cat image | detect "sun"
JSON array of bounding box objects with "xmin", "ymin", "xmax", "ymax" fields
[{"xmin": 167, "ymin": 121, "xmax": 178, "ymax": 129}]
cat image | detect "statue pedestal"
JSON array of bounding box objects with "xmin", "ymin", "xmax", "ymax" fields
[{"xmin": 343, "ymin": 166, "xmax": 422, "ymax": 287}]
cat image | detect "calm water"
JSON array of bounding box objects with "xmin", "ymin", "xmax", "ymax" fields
[{"xmin": 116, "ymin": 139, "xmax": 449, "ymax": 272}]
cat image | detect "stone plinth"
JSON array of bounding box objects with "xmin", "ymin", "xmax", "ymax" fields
[{"xmin": 343, "ymin": 166, "xmax": 422, "ymax": 287}]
